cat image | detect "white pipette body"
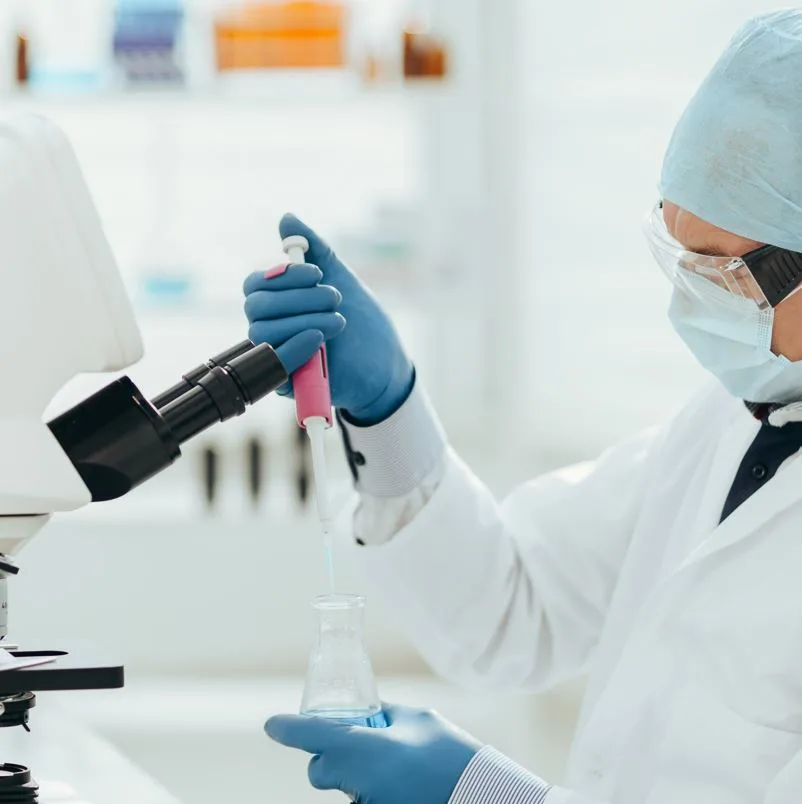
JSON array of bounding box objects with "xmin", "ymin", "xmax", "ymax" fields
[{"xmin": 304, "ymin": 415, "xmax": 333, "ymax": 532}]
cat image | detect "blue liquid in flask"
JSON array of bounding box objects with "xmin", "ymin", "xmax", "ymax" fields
[{"xmin": 302, "ymin": 709, "xmax": 388, "ymax": 728}]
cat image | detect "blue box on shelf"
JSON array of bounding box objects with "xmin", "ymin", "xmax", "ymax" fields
[{"xmin": 113, "ymin": 0, "xmax": 185, "ymax": 84}]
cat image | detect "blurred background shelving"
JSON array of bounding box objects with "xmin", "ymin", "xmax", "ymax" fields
[{"xmin": 0, "ymin": 0, "xmax": 512, "ymax": 447}]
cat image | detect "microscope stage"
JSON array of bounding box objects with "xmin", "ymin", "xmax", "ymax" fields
[{"xmin": 0, "ymin": 642, "xmax": 123, "ymax": 696}]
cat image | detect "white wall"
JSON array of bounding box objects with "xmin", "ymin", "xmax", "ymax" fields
[{"xmin": 519, "ymin": 0, "xmax": 785, "ymax": 463}]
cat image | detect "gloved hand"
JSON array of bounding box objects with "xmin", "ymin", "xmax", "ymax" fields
[
  {"xmin": 265, "ymin": 703, "xmax": 481, "ymax": 804},
  {"xmin": 273, "ymin": 330, "xmax": 327, "ymax": 376},
  {"xmin": 243, "ymin": 214, "xmax": 415, "ymax": 425}
]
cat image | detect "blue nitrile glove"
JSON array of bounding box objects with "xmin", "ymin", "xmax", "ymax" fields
[
  {"xmin": 273, "ymin": 330, "xmax": 327, "ymax": 375},
  {"xmin": 265, "ymin": 703, "xmax": 481, "ymax": 804},
  {"xmin": 243, "ymin": 214, "xmax": 415, "ymax": 425}
]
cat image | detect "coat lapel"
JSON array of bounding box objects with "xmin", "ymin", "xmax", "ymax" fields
[{"xmin": 677, "ymin": 413, "xmax": 802, "ymax": 572}]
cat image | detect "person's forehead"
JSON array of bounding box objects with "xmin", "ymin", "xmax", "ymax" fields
[{"xmin": 662, "ymin": 200, "xmax": 763, "ymax": 257}]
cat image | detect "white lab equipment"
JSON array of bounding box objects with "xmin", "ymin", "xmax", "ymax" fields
[
  {"xmin": 0, "ymin": 112, "xmax": 143, "ymax": 549},
  {"xmin": 348, "ymin": 381, "xmax": 802, "ymax": 803},
  {"xmin": 0, "ymin": 113, "xmax": 296, "ymax": 798}
]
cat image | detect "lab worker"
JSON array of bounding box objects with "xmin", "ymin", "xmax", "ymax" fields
[{"xmin": 244, "ymin": 9, "xmax": 802, "ymax": 804}]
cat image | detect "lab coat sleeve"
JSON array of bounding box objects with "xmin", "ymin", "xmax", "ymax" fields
[
  {"xmin": 765, "ymin": 748, "xmax": 802, "ymax": 802},
  {"xmin": 338, "ymin": 379, "xmax": 449, "ymax": 546},
  {"xmin": 450, "ymin": 746, "xmax": 802, "ymax": 804},
  {"xmin": 343, "ymin": 383, "xmax": 663, "ymax": 691},
  {"xmin": 456, "ymin": 747, "xmax": 802, "ymax": 804}
]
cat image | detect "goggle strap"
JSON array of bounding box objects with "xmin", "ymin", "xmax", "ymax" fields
[{"xmin": 744, "ymin": 245, "xmax": 802, "ymax": 307}]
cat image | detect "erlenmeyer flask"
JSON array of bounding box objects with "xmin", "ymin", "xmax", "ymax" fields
[{"xmin": 300, "ymin": 594, "xmax": 387, "ymax": 727}]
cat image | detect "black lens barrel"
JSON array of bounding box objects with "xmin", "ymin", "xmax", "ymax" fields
[
  {"xmin": 151, "ymin": 339, "xmax": 256, "ymax": 410},
  {"xmin": 159, "ymin": 343, "xmax": 287, "ymax": 445}
]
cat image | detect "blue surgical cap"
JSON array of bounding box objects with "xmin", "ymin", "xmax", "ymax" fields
[{"xmin": 660, "ymin": 9, "xmax": 802, "ymax": 251}]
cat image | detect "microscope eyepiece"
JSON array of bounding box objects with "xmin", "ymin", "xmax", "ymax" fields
[
  {"xmin": 226, "ymin": 344, "xmax": 289, "ymax": 403},
  {"xmin": 158, "ymin": 343, "xmax": 287, "ymax": 444},
  {"xmin": 150, "ymin": 339, "xmax": 256, "ymax": 410}
]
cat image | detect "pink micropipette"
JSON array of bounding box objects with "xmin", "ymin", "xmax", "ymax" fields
[{"xmin": 282, "ymin": 235, "xmax": 335, "ymax": 591}]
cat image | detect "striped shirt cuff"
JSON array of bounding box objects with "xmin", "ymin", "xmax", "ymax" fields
[
  {"xmin": 338, "ymin": 380, "xmax": 448, "ymax": 498},
  {"xmin": 448, "ymin": 746, "xmax": 552, "ymax": 804}
]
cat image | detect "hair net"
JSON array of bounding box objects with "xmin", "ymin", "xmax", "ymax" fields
[{"xmin": 660, "ymin": 9, "xmax": 802, "ymax": 251}]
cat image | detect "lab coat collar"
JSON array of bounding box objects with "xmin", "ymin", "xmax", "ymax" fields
[
  {"xmin": 768, "ymin": 401, "xmax": 802, "ymax": 427},
  {"xmin": 745, "ymin": 399, "xmax": 802, "ymax": 426},
  {"xmin": 679, "ymin": 403, "xmax": 802, "ymax": 572}
]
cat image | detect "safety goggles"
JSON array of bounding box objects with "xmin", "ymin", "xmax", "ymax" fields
[{"xmin": 643, "ymin": 201, "xmax": 802, "ymax": 310}]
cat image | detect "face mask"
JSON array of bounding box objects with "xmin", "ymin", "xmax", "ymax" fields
[{"xmin": 668, "ymin": 276, "xmax": 802, "ymax": 404}]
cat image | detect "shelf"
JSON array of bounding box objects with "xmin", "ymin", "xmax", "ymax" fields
[{"xmin": 0, "ymin": 74, "xmax": 450, "ymax": 115}]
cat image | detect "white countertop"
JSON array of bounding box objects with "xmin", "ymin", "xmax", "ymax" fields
[
  {"xmin": 52, "ymin": 676, "xmax": 584, "ymax": 804},
  {"xmin": 0, "ymin": 702, "xmax": 181, "ymax": 804}
]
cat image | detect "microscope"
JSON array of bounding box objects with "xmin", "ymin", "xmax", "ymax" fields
[{"xmin": 0, "ymin": 114, "xmax": 287, "ymax": 801}]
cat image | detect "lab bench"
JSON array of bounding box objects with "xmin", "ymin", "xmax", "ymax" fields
[
  {"xmin": 56, "ymin": 676, "xmax": 583, "ymax": 804},
  {"xmin": 0, "ymin": 702, "xmax": 181, "ymax": 803}
]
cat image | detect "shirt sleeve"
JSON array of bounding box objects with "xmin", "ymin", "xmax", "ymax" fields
[
  {"xmin": 450, "ymin": 742, "xmax": 802, "ymax": 804},
  {"xmin": 448, "ymin": 747, "xmax": 552, "ymax": 804},
  {"xmin": 449, "ymin": 748, "xmax": 612, "ymax": 804},
  {"xmin": 337, "ymin": 379, "xmax": 448, "ymax": 546}
]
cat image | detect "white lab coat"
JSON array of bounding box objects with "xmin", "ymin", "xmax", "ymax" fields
[{"xmin": 351, "ymin": 382, "xmax": 802, "ymax": 803}]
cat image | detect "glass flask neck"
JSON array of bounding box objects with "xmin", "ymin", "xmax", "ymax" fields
[{"xmin": 315, "ymin": 595, "xmax": 366, "ymax": 641}]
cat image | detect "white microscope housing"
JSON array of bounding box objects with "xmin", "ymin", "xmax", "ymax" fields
[
  {"xmin": 0, "ymin": 114, "xmax": 145, "ymax": 624},
  {"xmin": 0, "ymin": 114, "xmax": 290, "ymax": 644}
]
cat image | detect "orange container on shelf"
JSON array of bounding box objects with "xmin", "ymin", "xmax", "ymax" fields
[
  {"xmin": 403, "ymin": 27, "xmax": 447, "ymax": 79},
  {"xmin": 214, "ymin": 1, "xmax": 348, "ymax": 71}
]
